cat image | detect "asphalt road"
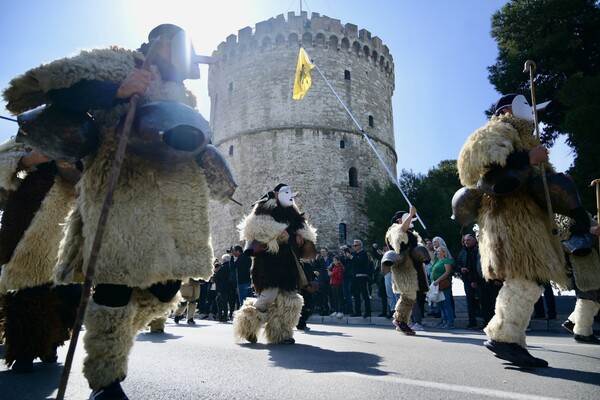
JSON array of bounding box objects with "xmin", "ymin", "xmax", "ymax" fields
[{"xmin": 1, "ymin": 319, "xmax": 598, "ymax": 400}]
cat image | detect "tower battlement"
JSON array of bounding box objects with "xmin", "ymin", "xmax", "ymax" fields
[{"xmin": 215, "ymin": 12, "xmax": 394, "ymax": 77}]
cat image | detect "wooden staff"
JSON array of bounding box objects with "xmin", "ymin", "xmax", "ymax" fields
[
  {"xmin": 523, "ymin": 60, "xmax": 558, "ymax": 236},
  {"xmin": 590, "ymin": 178, "xmax": 600, "ymax": 251},
  {"xmin": 56, "ymin": 37, "xmax": 163, "ymax": 400}
]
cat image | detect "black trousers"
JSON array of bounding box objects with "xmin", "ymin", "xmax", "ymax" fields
[
  {"xmin": 352, "ymin": 276, "xmax": 371, "ymax": 315},
  {"xmin": 93, "ymin": 280, "xmax": 182, "ymax": 307}
]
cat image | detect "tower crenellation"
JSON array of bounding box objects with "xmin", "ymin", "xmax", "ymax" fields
[{"xmin": 214, "ymin": 12, "xmax": 394, "ymax": 81}]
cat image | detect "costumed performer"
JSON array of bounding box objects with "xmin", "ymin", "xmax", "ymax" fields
[
  {"xmin": 233, "ymin": 183, "xmax": 317, "ymax": 345},
  {"xmin": 0, "ymin": 146, "xmax": 80, "ymax": 373},
  {"xmin": 383, "ymin": 206, "xmax": 429, "ymax": 335},
  {"xmin": 172, "ymin": 278, "xmax": 202, "ymax": 325},
  {"xmin": 456, "ymin": 93, "xmax": 578, "ymax": 368},
  {"xmin": 558, "ymin": 215, "xmax": 600, "ymax": 344},
  {"xmin": 3, "ymin": 24, "xmax": 230, "ymax": 399}
]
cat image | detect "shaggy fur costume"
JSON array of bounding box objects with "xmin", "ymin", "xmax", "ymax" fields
[
  {"xmin": 4, "ymin": 48, "xmax": 214, "ymax": 288},
  {"xmin": 233, "ymin": 291, "xmax": 303, "ymax": 344},
  {"xmin": 83, "ymin": 301, "xmax": 135, "ymax": 389},
  {"xmin": 264, "ymin": 291, "xmax": 304, "ymax": 343},
  {"xmin": 484, "ymin": 279, "xmax": 542, "ymax": 347},
  {"xmin": 0, "ymin": 139, "xmax": 78, "ymax": 367},
  {"xmin": 83, "ymin": 289, "xmax": 180, "ymax": 389},
  {"xmin": 234, "ymin": 195, "xmax": 315, "ymax": 343},
  {"xmin": 385, "ymin": 223, "xmax": 423, "ymax": 324},
  {"xmin": 457, "ymin": 114, "xmax": 567, "ymax": 286},
  {"xmin": 1, "ymin": 284, "xmax": 79, "ymax": 366},
  {"xmin": 237, "ymin": 197, "xmax": 317, "ymax": 293},
  {"xmin": 4, "ymin": 48, "xmax": 215, "ymax": 388},
  {"xmin": 148, "ymin": 316, "xmax": 167, "ymax": 332},
  {"xmin": 174, "ymin": 279, "xmax": 200, "ymax": 318},
  {"xmin": 557, "ymin": 215, "xmax": 600, "ymax": 338},
  {"xmin": 233, "ymin": 298, "xmax": 266, "ymax": 343},
  {"xmin": 556, "ymin": 215, "xmax": 600, "ymax": 291},
  {"xmin": 458, "ymin": 114, "xmax": 568, "ymax": 347},
  {"xmin": 568, "ymin": 299, "xmax": 600, "ymax": 337},
  {"xmin": 0, "ymin": 141, "xmax": 76, "ymax": 293}
]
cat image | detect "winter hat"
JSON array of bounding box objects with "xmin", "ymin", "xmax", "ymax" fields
[{"xmin": 494, "ymin": 93, "xmax": 518, "ymax": 116}]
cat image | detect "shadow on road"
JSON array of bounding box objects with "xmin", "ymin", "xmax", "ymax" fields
[
  {"xmin": 510, "ymin": 365, "xmax": 600, "ymax": 385},
  {"xmin": 135, "ymin": 332, "xmax": 184, "ymax": 343},
  {"xmin": 0, "ymin": 362, "xmax": 63, "ymax": 400},
  {"xmin": 267, "ymin": 343, "xmax": 387, "ymax": 375}
]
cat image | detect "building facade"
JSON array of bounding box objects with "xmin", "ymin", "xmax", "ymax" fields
[{"xmin": 207, "ymin": 11, "xmax": 396, "ymax": 254}]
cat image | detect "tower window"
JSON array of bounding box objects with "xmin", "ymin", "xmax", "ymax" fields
[
  {"xmin": 229, "ymin": 145, "xmax": 234, "ymax": 156},
  {"xmin": 338, "ymin": 223, "xmax": 347, "ymax": 244},
  {"xmin": 340, "ymin": 140, "xmax": 345, "ymax": 149},
  {"xmin": 349, "ymin": 167, "xmax": 358, "ymax": 187},
  {"xmin": 344, "ymin": 70, "xmax": 351, "ymax": 80},
  {"xmin": 368, "ymin": 115, "xmax": 374, "ymax": 127},
  {"xmin": 228, "ymin": 82, "xmax": 233, "ymax": 92}
]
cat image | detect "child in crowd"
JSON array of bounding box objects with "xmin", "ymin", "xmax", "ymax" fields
[{"xmin": 328, "ymin": 257, "xmax": 345, "ymax": 318}]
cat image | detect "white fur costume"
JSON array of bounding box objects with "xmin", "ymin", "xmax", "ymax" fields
[
  {"xmin": 4, "ymin": 48, "xmax": 214, "ymax": 389},
  {"xmin": 458, "ymin": 114, "xmax": 568, "ymax": 348}
]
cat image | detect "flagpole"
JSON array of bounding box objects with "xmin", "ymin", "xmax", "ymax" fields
[{"xmin": 302, "ymin": 48, "xmax": 428, "ymax": 231}]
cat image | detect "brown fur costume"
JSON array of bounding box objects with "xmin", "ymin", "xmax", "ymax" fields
[
  {"xmin": 0, "ymin": 139, "xmax": 78, "ymax": 367},
  {"xmin": 233, "ymin": 194, "xmax": 316, "ymax": 344},
  {"xmin": 3, "ymin": 47, "xmax": 214, "ymax": 387},
  {"xmin": 458, "ymin": 114, "xmax": 568, "ymax": 348}
]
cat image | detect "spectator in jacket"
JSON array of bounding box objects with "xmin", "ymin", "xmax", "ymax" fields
[
  {"xmin": 328, "ymin": 256, "xmax": 345, "ymax": 318},
  {"xmin": 347, "ymin": 239, "xmax": 372, "ymax": 318}
]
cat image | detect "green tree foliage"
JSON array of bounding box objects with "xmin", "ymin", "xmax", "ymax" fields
[
  {"xmin": 488, "ymin": 0, "xmax": 600, "ymax": 211},
  {"xmin": 359, "ymin": 160, "xmax": 466, "ymax": 257}
]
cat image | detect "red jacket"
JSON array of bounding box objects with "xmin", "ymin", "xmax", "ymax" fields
[{"xmin": 329, "ymin": 264, "xmax": 344, "ymax": 286}]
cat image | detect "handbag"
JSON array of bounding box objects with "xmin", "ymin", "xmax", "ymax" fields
[
  {"xmin": 305, "ymin": 280, "xmax": 319, "ymax": 294},
  {"xmin": 438, "ymin": 278, "xmax": 451, "ymax": 291}
]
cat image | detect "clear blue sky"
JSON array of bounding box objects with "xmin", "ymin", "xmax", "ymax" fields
[{"xmin": 0, "ymin": 0, "xmax": 573, "ymax": 174}]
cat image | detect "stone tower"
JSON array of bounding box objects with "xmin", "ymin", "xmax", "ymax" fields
[{"xmin": 207, "ymin": 11, "xmax": 396, "ymax": 254}]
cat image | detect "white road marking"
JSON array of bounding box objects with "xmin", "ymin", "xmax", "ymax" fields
[{"xmin": 334, "ymin": 371, "xmax": 564, "ymax": 400}]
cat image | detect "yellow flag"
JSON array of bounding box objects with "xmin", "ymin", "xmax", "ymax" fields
[{"xmin": 292, "ymin": 48, "xmax": 315, "ymax": 100}]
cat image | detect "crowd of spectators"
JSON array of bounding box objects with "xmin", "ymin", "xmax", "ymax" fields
[{"xmin": 167, "ymin": 232, "xmax": 517, "ymax": 331}]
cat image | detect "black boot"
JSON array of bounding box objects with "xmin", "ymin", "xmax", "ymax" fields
[
  {"xmin": 89, "ymin": 380, "xmax": 129, "ymax": 400},
  {"xmin": 561, "ymin": 319, "xmax": 575, "ymax": 333},
  {"xmin": 574, "ymin": 334, "xmax": 600, "ymax": 344},
  {"xmin": 484, "ymin": 339, "xmax": 548, "ymax": 367}
]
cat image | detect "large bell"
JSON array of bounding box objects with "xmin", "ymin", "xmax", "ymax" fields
[
  {"xmin": 382, "ymin": 250, "xmax": 404, "ymax": 267},
  {"xmin": 529, "ymin": 173, "xmax": 583, "ymax": 215},
  {"xmin": 121, "ymin": 101, "xmax": 210, "ymax": 164},
  {"xmin": 410, "ymin": 245, "xmax": 431, "ymax": 264},
  {"xmin": 451, "ymin": 187, "xmax": 483, "ymax": 226},
  {"xmin": 16, "ymin": 105, "xmax": 99, "ymax": 163},
  {"xmin": 477, "ymin": 165, "xmax": 532, "ymax": 196},
  {"xmin": 195, "ymin": 145, "xmax": 238, "ymax": 203}
]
